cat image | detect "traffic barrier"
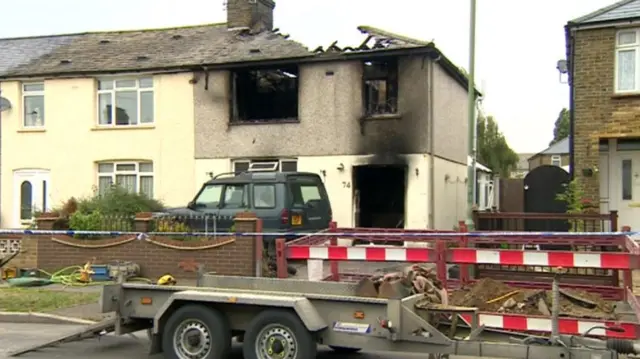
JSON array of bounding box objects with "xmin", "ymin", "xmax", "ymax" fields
[{"xmin": 274, "ymin": 227, "xmax": 640, "ymax": 339}]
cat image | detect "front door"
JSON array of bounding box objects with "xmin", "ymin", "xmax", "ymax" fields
[
  {"xmin": 13, "ymin": 170, "xmax": 51, "ymax": 227},
  {"xmin": 617, "ymin": 153, "xmax": 640, "ymax": 230}
]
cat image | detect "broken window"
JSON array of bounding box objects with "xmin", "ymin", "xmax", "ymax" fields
[
  {"xmin": 230, "ymin": 66, "xmax": 299, "ymax": 123},
  {"xmin": 363, "ymin": 58, "xmax": 398, "ymax": 116}
]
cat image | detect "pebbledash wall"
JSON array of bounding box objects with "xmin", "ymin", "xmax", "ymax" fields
[{"xmin": 0, "ymin": 213, "xmax": 262, "ymax": 279}]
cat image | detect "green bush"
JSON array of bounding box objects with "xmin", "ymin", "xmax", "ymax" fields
[
  {"xmin": 77, "ymin": 186, "xmax": 164, "ymax": 216},
  {"xmin": 69, "ymin": 211, "xmax": 104, "ymax": 231}
]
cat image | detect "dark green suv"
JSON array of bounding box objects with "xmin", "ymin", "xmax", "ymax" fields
[{"xmin": 174, "ymin": 167, "xmax": 333, "ymax": 238}]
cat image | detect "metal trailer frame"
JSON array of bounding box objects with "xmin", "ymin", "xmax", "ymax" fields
[{"xmin": 12, "ymin": 274, "xmax": 640, "ymax": 359}]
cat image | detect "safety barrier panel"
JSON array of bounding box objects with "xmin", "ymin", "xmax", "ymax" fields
[{"xmin": 275, "ymin": 227, "xmax": 640, "ymax": 339}]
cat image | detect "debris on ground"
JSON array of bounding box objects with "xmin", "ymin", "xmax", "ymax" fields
[
  {"xmin": 448, "ymin": 278, "xmax": 617, "ymax": 320},
  {"xmin": 355, "ymin": 264, "xmax": 447, "ymax": 305}
]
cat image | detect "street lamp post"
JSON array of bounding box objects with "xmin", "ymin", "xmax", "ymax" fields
[{"xmin": 465, "ymin": 0, "xmax": 477, "ymax": 230}]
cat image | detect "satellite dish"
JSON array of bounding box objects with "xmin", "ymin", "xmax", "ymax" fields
[{"xmin": 0, "ymin": 97, "xmax": 12, "ymax": 112}]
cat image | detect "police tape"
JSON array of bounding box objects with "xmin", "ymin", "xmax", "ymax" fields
[{"xmin": 0, "ymin": 229, "xmax": 637, "ymax": 238}]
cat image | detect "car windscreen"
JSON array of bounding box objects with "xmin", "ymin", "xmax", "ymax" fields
[{"xmin": 194, "ymin": 184, "xmax": 223, "ymax": 209}]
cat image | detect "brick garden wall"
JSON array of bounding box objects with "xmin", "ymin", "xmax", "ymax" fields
[{"xmin": 0, "ymin": 213, "xmax": 263, "ymax": 280}]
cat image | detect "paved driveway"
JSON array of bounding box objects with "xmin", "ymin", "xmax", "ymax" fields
[{"xmin": 0, "ymin": 323, "xmax": 489, "ymax": 359}]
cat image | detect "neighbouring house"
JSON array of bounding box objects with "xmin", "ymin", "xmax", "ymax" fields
[
  {"xmin": 511, "ymin": 153, "xmax": 535, "ymax": 178},
  {"xmin": 528, "ymin": 137, "xmax": 570, "ymax": 172},
  {"xmin": 0, "ymin": 0, "xmax": 477, "ymax": 230},
  {"xmin": 567, "ymin": 0, "xmax": 640, "ymax": 229}
]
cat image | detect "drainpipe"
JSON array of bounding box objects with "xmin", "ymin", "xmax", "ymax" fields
[
  {"xmin": 565, "ymin": 24, "xmax": 575, "ymax": 180},
  {"xmin": 0, "ymin": 85, "xmax": 3, "ymax": 225},
  {"xmin": 428, "ymin": 56, "xmax": 439, "ymax": 229},
  {"xmin": 465, "ymin": 0, "xmax": 478, "ymax": 230}
]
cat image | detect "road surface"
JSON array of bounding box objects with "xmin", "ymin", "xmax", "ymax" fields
[{"xmin": 0, "ymin": 323, "xmax": 488, "ymax": 359}]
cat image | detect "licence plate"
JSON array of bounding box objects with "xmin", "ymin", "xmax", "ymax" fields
[{"xmin": 292, "ymin": 215, "xmax": 302, "ymax": 225}]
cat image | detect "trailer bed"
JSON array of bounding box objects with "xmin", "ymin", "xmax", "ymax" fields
[{"xmin": 89, "ymin": 275, "xmax": 640, "ymax": 359}]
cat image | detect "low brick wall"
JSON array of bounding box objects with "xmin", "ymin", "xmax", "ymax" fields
[{"xmin": 0, "ymin": 213, "xmax": 263, "ymax": 280}]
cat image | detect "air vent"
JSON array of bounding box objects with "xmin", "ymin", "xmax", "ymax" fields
[
  {"xmin": 59, "ymin": 60, "xmax": 72, "ymax": 65},
  {"xmin": 249, "ymin": 48, "xmax": 261, "ymax": 53},
  {"xmin": 136, "ymin": 55, "xmax": 150, "ymax": 61},
  {"xmin": 99, "ymin": 40, "xmax": 111, "ymax": 44},
  {"xmin": 171, "ymin": 34, "xmax": 183, "ymax": 40}
]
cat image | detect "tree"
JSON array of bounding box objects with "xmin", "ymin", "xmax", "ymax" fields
[
  {"xmin": 476, "ymin": 115, "xmax": 519, "ymax": 178},
  {"xmin": 550, "ymin": 108, "xmax": 570, "ymax": 145}
]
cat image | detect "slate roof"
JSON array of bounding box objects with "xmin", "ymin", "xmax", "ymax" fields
[
  {"xmin": 0, "ymin": 23, "xmax": 312, "ymax": 78},
  {"xmin": 570, "ymin": 0, "xmax": 640, "ymax": 25},
  {"xmin": 538, "ymin": 137, "xmax": 569, "ymax": 155},
  {"xmin": 0, "ymin": 23, "xmax": 477, "ymax": 95}
]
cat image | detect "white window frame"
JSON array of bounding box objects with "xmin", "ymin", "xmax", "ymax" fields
[
  {"xmin": 232, "ymin": 158, "xmax": 298, "ymax": 173},
  {"xmin": 615, "ymin": 29, "xmax": 640, "ymax": 93},
  {"xmin": 97, "ymin": 161, "xmax": 154, "ymax": 196},
  {"xmin": 22, "ymin": 82, "xmax": 45, "ymax": 128},
  {"xmin": 96, "ymin": 77, "xmax": 155, "ymax": 127},
  {"xmin": 551, "ymin": 155, "xmax": 562, "ymax": 167}
]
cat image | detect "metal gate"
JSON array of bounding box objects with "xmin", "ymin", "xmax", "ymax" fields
[{"xmin": 523, "ymin": 165, "xmax": 570, "ymax": 231}]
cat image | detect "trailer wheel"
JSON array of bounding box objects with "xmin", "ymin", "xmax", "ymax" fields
[
  {"xmin": 162, "ymin": 304, "xmax": 231, "ymax": 359},
  {"xmin": 243, "ymin": 309, "xmax": 316, "ymax": 359},
  {"xmin": 328, "ymin": 345, "xmax": 362, "ymax": 353}
]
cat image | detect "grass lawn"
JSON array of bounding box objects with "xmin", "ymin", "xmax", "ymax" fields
[{"xmin": 0, "ymin": 287, "xmax": 100, "ymax": 312}]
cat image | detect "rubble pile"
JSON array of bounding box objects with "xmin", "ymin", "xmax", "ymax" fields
[
  {"xmin": 355, "ymin": 264, "xmax": 447, "ymax": 305},
  {"xmin": 449, "ymin": 278, "xmax": 618, "ymax": 320}
]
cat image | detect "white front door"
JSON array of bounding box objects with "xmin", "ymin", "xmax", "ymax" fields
[
  {"xmin": 13, "ymin": 170, "xmax": 51, "ymax": 227},
  {"xmin": 616, "ymin": 153, "xmax": 640, "ymax": 230}
]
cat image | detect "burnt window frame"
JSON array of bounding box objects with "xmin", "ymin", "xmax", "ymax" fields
[
  {"xmin": 229, "ymin": 65, "xmax": 300, "ymax": 124},
  {"xmin": 362, "ymin": 57, "xmax": 399, "ymax": 117}
]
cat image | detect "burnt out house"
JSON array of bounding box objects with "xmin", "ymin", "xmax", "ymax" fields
[{"xmin": 195, "ymin": 1, "xmax": 478, "ymax": 231}]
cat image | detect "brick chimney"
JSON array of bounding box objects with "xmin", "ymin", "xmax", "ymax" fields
[{"xmin": 226, "ymin": 0, "xmax": 275, "ymax": 32}]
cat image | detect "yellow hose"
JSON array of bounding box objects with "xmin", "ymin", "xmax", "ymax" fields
[
  {"xmin": 33, "ymin": 266, "xmax": 153, "ymax": 287},
  {"xmin": 486, "ymin": 290, "xmax": 520, "ymax": 304}
]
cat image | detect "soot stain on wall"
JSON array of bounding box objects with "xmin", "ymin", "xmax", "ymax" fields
[{"xmin": 356, "ymin": 119, "xmax": 420, "ymax": 165}]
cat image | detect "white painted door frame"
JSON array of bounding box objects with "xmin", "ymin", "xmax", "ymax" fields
[{"xmin": 12, "ymin": 169, "xmax": 51, "ymax": 228}]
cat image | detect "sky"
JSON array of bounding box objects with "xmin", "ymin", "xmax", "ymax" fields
[{"xmin": 0, "ymin": 0, "xmax": 620, "ymax": 153}]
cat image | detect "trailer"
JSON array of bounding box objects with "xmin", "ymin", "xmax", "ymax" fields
[{"xmin": 10, "ymin": 273, "xmax": 640, "ymax": 359}]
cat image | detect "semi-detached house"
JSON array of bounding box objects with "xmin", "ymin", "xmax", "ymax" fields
[{"xmin": 0, "ymin": 0, "xmax": 477, "ymax": 230}]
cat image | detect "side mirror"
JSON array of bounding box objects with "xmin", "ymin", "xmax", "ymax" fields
[{"xmin": 187, "ymin": 200, "xmax": 195, "ymax": 210}]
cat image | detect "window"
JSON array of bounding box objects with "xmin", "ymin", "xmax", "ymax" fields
[
  {"xmin": 622, "ymin": 159, "xmax": 633, "ymax": 200},
  {"xmin": 97, "ymin": 78, "xmax": 154, "ymax": 126},
  {"xmin": 551, "ymin": 155, "xmax": 562, "ymax": 167},
  {"xmin": 363, "ymin": 58, "xmax": 398, "ymax": 116},
  {"xmin": 97, "ymin": 161, "xmax": 154, "ymax": 197},
  {"xmin": 232, "ymin": 159, "xmax": 297, "ymax": 173},
  {"xmin": 617, "ymin": 138, "xmax": 640, "ymax": 151},
  {"xmin": 616, "ymin": 30, "xmax": 640, "ymax": 93},
  {"xmin": 194, "ymin": 184, "xmax": 223, "ymax": 209},
  {"xmin": 221, "ymin": 184, "xmax": 248, "ymax": 209},
  {"xmin": 20, "ymin": 181, "xmax": 33, "ymax": 220},
  {"xmin": 254, "ymin": 184, "xmax": 276, "ymax": 208},
  {"xmin": 22, "ymin": 83, "xmax": 44, "ymax": 127},
  {"xmin": 289, "ymin": 181, "xmax": 324, "ymax": 207},
  {"xmin": 230, "ymin": 66, "xmax": 298, "ymax": 123}
]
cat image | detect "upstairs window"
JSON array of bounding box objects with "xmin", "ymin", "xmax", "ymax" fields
[
  {"xmin": 232, "ymin": 158, "xmax": 297, "ymax": 173},
  {"xmin": 616, "ymin": 29, "xmax": 640, "ymax": 93},
  {"xmin": 97, "ymin": 78, "xmax": 154, "ymax": 126},
  {"xmin": 22, "ymin": 83, "xmax": 45, "ymax": 128},
  {"xmin": 363, "ymin": 58, "xmax": 398, "ymax": 116},
  {"xmin": 230, "ymin": 66, "xmax": 299, "ymax": 123}
]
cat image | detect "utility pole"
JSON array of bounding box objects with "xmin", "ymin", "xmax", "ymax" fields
[{"xmin": 465, "ymin": 0, "xmax": 477, "ymax": 230}]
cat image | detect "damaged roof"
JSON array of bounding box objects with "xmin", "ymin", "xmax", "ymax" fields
[
  {"xmin": 570, "ymin": 0, "xmax": 640, "ymax": 25},
  {"xmin": 0, "ymin": 23, "xmax": 477, "ymax": 94}
]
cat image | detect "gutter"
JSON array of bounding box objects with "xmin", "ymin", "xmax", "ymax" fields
[{"xmin": 565, "ymin": 24, "xmax": 575, "ymax": 180}]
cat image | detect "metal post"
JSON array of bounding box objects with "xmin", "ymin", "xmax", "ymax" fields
[
  {"xmin": 551, "ymin": 272, "xmax": 560, "ymax": 340},
  {"xmin": 465, "ymin": 0, "xmax": 477, "ymax": 230}
]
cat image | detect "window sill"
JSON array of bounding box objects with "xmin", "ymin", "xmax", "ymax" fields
[
  {"xmin": 611, "ymin": 92, "xmax": 640, "ymax": 99},
  {"xmin": 91, "ymin": 125, "xmax": 156, "ymax": 131},
  {"xmin": 229, "ymin": 118, "xmax": 300, "ymax": 126},
  {"xmin": 362, "ymin": 113, "xmax": 402, "ymax": 121},
  {"xmin": 17, "ymin": 128, "xmax": 46, "ymax": 133}
]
